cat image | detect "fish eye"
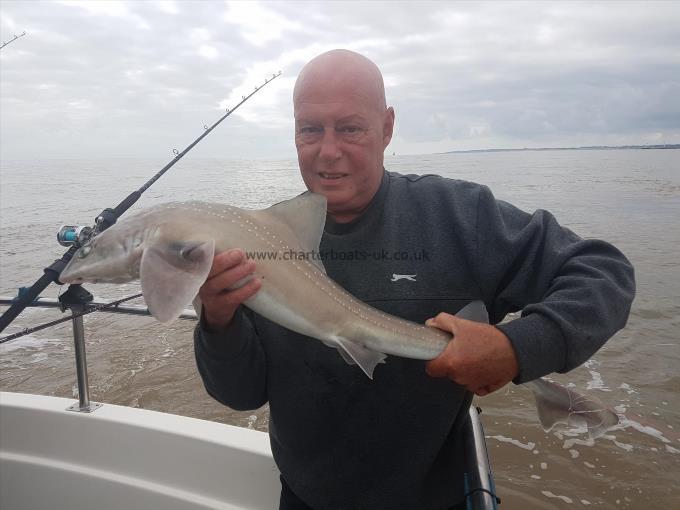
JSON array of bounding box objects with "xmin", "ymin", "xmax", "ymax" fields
[{"xmin": 78, "ymin": 245, "xmax": 91, "ymax": 258}]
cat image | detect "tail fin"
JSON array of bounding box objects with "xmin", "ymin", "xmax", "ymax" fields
[{"xmin": 527, "ymin": 378, "xmax": 619, "ymax": 439}]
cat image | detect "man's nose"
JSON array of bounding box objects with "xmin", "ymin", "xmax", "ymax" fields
[{"xmin": 318, "ymin": 129, "xmax": 341, "ymax": 161}]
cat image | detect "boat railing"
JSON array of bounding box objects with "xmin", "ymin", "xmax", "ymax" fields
[
  {"xmin": 0, "ymin": 292, "xmax": 195, "ymax": 413},
  {"xmin": 0, "ymin": 296, "xmax": 197, "ymax": 320}
]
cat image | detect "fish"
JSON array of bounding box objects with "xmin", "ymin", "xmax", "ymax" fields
[{"xmin": 59, "ymin": 193, "xmax": 619, "ymax": 438}]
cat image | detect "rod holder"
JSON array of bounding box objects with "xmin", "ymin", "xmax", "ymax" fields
[
  {"xmin": 66, "ymin": 306, "xmax": 101, "ymax": 413},
  {"xmin": 59, "ymin": 286, "xmax": 101, "ymax": 413}
]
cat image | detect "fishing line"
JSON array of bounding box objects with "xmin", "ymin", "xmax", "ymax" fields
[{"xmin": 0, "ymin": 71, "xmax": 281, "ymax": 333}]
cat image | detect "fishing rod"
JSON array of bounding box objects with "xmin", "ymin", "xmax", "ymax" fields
[
  {"xmin": 0, "ymin": 31, "xmax": 27, "ymax": 51},
  {"xmin": 0, "ymin": 71, "xmax": 282, "ymax": 334}
]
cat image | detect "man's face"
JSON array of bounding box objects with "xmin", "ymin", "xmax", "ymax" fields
[{"xmin": 294, "ymin": 79, "xmax": 394, "ymax": 223}]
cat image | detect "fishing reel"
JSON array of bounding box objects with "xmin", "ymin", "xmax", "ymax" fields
[{"xmin": 57, "ymin": 225, "xmax": 94, "ymax": 247}]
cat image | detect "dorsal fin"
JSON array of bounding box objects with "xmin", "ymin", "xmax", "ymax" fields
[
  {"xmin": 265, "ymin": 192, "xmax": 327, "ymax": 272},
  {"xmin": 455, "ymin": 300, "xmax": 489, "ymax": 323}
]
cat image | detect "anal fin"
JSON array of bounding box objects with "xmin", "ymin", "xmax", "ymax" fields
[{"xmin": 333, "ymin": 337, "xmax": 387, "ymax": 379}]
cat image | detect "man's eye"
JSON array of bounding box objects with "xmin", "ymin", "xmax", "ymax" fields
[
  {"xmin": 338, "ymin": 125, "xmax": 361, "ymax": 133},
  {"xmin": 299, "ymin": 126, "xmax": 322, "ymax": 134}
]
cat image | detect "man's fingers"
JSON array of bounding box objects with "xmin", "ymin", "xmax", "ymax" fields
[
  {"xmin": 426, "ymin": 313, "xmax": 459, "ymax": 334},
  {"xmin": 203, "ymin": 259, "xmax": 256, "ymax": 295},
  {"xmin": 424, "ymin": 313, "xmax": 461, "ymax": 379},
  {"xmin": 202, "ymin": 274, "xmax": 261, "ymax": 307},
  {"xmin": 201, "ymin": 277, "xmax": 261, "ymax": 332},
  {"xmin": 473, "ymin": 381, "xmax": 506, "ymax": 397},
  {"xmin": 207, "ymin": 249, "xmax": 245, "ymax": 279},
  {"xmin": 221, "ymin": 277, "xmax": 261, "ymax": 305}
]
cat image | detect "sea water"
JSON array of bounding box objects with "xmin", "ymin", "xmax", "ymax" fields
[{"xmin": 1, "ymin": 149, "xmax": 679, "ymax": 509}]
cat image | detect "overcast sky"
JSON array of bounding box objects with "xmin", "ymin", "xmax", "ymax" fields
[{"xmin": 1, "ymin": 0, "xmax": 679, "ymax": 160}]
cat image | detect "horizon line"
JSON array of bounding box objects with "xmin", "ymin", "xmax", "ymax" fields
[
  {"xmin": 438, "ymin": 143, "xmax": 680, "ymax": 154},
  {"xmin": 1, "ymin": 143, "xmax": 678, "ymax": 162}
]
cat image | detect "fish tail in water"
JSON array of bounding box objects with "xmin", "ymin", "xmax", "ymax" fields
[{"xmin": 526, "ymin": 378, "xmax": 619, "ymax": 439}]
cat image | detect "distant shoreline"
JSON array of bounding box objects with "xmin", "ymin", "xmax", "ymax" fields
[{"xmin": 442, "ymin": 144, "xmax": 679, "ymax": 154}]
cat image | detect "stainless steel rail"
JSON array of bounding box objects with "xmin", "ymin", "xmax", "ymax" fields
[
  {"xmin": 66, "ymin": 304, "xmax": 101, "ymax": 412},
  {"xmin": 463, "ymin": 406, "xmax": 500, "ymax": 509},
  {"xmin": 0, "ymin": 297, "xmax": 197, "ymax": 320},
  {"xmin": 1, "ymin": 296, "xmax": 196, "ymax": 413}
]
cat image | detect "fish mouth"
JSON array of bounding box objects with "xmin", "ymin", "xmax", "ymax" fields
[{"xmin": 59, "ymin": 270, "xmax": 83, "ymax": 284}]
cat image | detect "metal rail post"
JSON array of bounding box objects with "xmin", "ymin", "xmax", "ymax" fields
[
  {"xmin": 66, "ymin": 305, "xmax": 100, "ymax": 412},
  {"xmin": 59, "ymin": 286, "xmax": 101, "ymax": 413}
]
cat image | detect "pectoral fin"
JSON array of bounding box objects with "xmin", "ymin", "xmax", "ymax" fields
[
  {"xmin": 192, "ymin": 295, "xmax": 203, "ymax": 319},
  {"xmin": 140, "ymin": 240, "xmax": 215, "ymax": 322},
  {"xmin": 333, "ymin": 337, "xmax": 387, "ymax": 379}
]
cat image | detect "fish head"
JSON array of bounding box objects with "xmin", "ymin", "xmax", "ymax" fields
[
  {"xmin": 59, "ymin": 223, "xmax": 148, "ymax": 284},
  {"xmin": 60, "ymin": 211, "xmax": 216, "ymax": 323}
]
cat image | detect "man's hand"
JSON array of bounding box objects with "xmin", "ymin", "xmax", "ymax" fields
[
  {"xmin": 425, "ymin": 313, "xmax": 519, "ymax": 396},
  {"xmin": 198, "ymin": 249, "xmax": 261, "ymax": 333}
]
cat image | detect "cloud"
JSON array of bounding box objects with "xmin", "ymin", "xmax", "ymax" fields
[
  {"xmin": 155, "ymin": 1, "xmax": 178, "ymax": 15},
  {"xmin": 222, "ymin": 1, "xmax": 302, "ymax": 47},
  {"xmin": 0, "ymin": 0, "xmax": 678, "ymax": 160},
  {"xmin": 198, "ymin": 44, "xmax": 219, "ymax": 60}
]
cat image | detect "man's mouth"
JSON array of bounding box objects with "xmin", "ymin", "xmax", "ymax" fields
[{"xmin": 319, "ymin": 172, "xmax": 347, "ymax": 180}]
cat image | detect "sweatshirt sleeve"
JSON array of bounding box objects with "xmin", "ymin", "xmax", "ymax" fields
[
  {"xmin": 194, "ymin": 307, "xmax": 268, "ymax": 410},
  {"xmin": 472, "ymin": 185, "xmax": 635, "ymax": 383}
]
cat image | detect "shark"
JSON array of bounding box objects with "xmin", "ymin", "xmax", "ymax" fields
[{"xmin": 59, "ymin": 193, "xmax": 619, "ymax": 438}]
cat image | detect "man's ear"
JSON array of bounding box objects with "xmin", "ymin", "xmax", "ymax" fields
[{"xmin": 382, "ymin": 106, "xmax": 395, "ymax": 148}]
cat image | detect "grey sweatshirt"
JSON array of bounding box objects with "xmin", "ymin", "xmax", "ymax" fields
[{"xmin": 194, "ymin": 170, "xmax": 635, "ymax": 509}]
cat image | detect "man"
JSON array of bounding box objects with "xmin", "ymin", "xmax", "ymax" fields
[{"xmin": 195, "ymin": 50, "xmax": 635, "ymax": 509}]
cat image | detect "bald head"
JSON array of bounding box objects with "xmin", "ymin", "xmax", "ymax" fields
[
  {"xmin": 293, "ymin": 49, "xmax": 395, "ymax": 223},
  {"xmin": 294, "ymin": 50, "xmax": 387, "ymax": 112}
]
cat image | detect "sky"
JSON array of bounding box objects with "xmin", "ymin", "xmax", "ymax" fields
[{"xmin": 1, "ymin": 0, "xmax": 679, "ymax": 160}]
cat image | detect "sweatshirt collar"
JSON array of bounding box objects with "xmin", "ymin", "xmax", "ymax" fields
[{"xmin": 323, "ymin": 169, "xmax": 390, "ymax": 236}]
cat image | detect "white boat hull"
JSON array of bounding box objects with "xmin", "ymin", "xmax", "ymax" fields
[{"xmin": 0, "ymin": 392, "xmax": 280, "ymax": 509}]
